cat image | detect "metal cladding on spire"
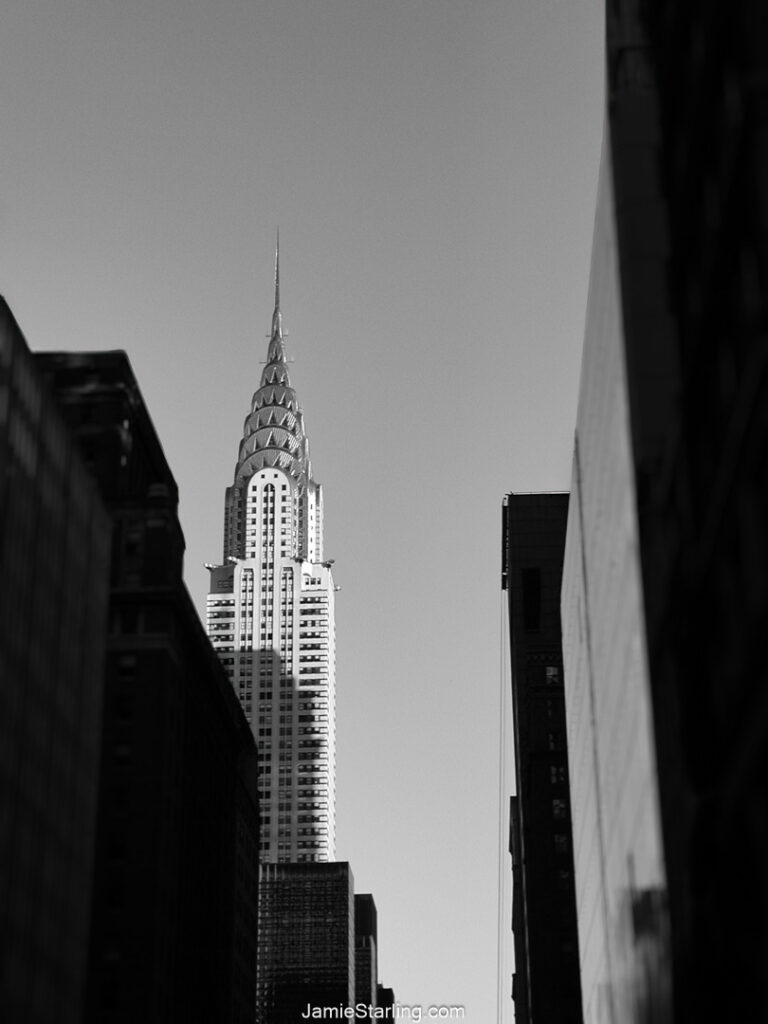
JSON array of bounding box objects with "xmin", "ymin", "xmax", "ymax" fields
[
  {"xmin": 234, "ymin": 242, "xmax": 310, "ymax": 485},
  {"xmin": 270, "ymin": 231, "xmax": 283, "ymax": 346}
]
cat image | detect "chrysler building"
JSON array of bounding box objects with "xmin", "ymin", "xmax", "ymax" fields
[{"xmin": 206, "ymin": 245, "xmax": 336, "ymax": 863}]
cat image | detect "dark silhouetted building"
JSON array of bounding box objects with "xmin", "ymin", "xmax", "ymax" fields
[
  {"xmin": 501, "ymin": 492, "xmax": 582, "ymax": 1024},
  {"xmin": 35, "ymin": 351, "xmax": 260, "ymax": 1024},
  {"xmin": 257, "ymin": 860, "xmax": 355, "ymax": 1023},
  {"xmin": 562, "ymin": 2, "xmax": 768, "ymax": 1021},
  {"xmin": 376, "ymin": 985, "xmax": 396, "ymax": 1015},
  {"xmin": 0, "ymin": 300, "xmax": 111, "ymax": 1024},
  {"xmin": 355, "ymin": 893, "xmax": 378, "ymax": 1018}
]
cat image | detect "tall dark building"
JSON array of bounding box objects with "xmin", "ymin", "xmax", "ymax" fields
[
  {"xmin": 561, "ymin": 2, "xmax": 768, "ymax": 1021},
  {"xmin": 616, "ymin": 7, "xmax": 768, "ymax": 1021},
  {"xmin": 35, "ymin": 351, "xmax": 260, "ymax": 1024},
  {"xmin": 257, "ymin": 861, "xmax": 355, "ymax": 1023},
  {"xmin": 501, "ymin": 492, "xmax": 582, "ymax": 1024},
  {"xmin": 354, "ymin": 893, "xmax": 378, "ymax": 1017},
  {"xmin": 0, "ymin": 300, "xmax": 111, "ymax": 1024}
]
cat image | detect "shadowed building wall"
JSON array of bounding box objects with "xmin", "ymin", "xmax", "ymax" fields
[
  {"xmin": 35, "ymin": 351, "xmax": 260, "ymax": 1024},
  {"xmin": 0, "ymin": 299, "xmax": 111, "ymax": 1024},
  {"xmin": 502, "ymin": 492, "xmax": 582, "ymax": 1024},
  {"xmin": 561, "ymin": 147, "xmax": 671, "ymax": 1020},
  {"xmin": 562, "ymin": 1, "xmax": 768, "ymax": 1020},
  {"xmin": 619, "ymin": 1, "xmax": 768, "ymax": 1020}
]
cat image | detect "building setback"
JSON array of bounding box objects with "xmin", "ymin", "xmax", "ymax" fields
[
  {"xmin": 0, "ymin": 299, "xmax": 111, "ymax": 1024},
  {"xmin": 562, "ymin": 1, "xmax": 768, "ymax": 1021},
  {"xmin": 502, "ymin": 492, "xmax": 582, "ymax": 1024},
  {"xmin": 207, "ymin": 245, "xmax": 336, "ymax": 864},
  {"xmin": 35, "ymin": 350, "xmax": 260, "ymax": 1024}
]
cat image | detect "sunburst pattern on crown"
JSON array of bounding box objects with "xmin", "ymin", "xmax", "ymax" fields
[{"xmin": 232, "ymin": 243, "xmax": 311, "ymax": 487}]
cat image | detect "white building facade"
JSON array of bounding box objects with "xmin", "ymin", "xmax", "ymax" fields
[{"xmin": 207, "ymin": 252, "xmax": 336, "ymax": 863}]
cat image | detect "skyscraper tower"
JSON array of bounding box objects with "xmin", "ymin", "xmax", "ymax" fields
[{"xmin": 207, "ymin": 242, "xmax": 336, "ymax": 864}]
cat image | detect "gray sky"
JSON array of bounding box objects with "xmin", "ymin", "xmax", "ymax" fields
[{"xmin": 1, "ymin": 1, "xmax": 604, "ymax": 1019}]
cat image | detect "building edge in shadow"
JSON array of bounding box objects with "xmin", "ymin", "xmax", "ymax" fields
[
  {"xmin": 30, "ymin": 344, "xmax": 260, "ymax": 1023},
  {"xmin": 560, "ymin": 2, "xmax": 768, "ymax": 1021},
  {"xmin": 0, "ymin": 298, "xmax": 111, "ymax": 1024},
  {"xmin": 502, "ymin": 492, "xmax": 583, "ymax": 1024}
]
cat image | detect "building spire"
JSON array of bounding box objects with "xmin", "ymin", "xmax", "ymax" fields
[
  {"xmin": 271, "ymin": 229, "xmax": 283, "ymax": 341},
  {"xmin": 274, "ymin": 228, "xmax": 280, "ymax": 310}
]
